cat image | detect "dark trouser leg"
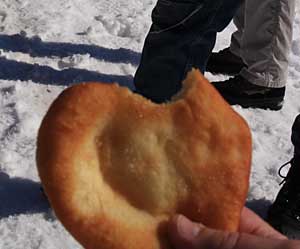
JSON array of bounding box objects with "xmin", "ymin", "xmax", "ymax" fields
[
  {"xmin": 292, "ymin": 114, "xmax": 300, "ymax": 156},
  {"xmin": 230, "ymin": 1, "xmax": 245, "ymax": 57},
  {"xmin": 134, "ymin": 0, "xmax": 243, "ymax": 103}
]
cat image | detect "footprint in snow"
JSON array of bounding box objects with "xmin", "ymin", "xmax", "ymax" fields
[
  {"xmin": 0, "ymin": 11, "xmax": 7, "ymax": 31},
  {"xmin": 0, "ymin": 11, "xmax": 7, "ymax": 22},
  {"xmin": 94, "ymin": 15, "xmax": 133, "ymax": 38},
  {"xmin": 0, "ymin": 84, "xmax": 20, "ymax": 143},
  {"xmin": 291, "ymin": 39, "xmax": 300, "ymax": 57}
]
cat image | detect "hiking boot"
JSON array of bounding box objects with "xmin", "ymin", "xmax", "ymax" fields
[
  {"xmin": 211, "ymin": 75, "xmax": 285, "ymax": 110},
  {"xmin": 267, "ymin": 155, "xmax": 300, "ymax": 239},
  {"xmin": 206, "ymin": 48, "xmax": 246, "ymax": 75}
]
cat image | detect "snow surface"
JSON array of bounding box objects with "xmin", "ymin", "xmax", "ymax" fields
[{"xmin": 0, "ymin": 0, "xmax": 299, "ymax": 248}]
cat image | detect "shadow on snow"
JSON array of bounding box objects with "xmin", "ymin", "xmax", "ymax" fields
[
  {"xmin": 0, "ymin": 33, "xmax": 140, "ymax": 66},
  {"xmin": 0, "ymin": 57, "xmax": 134, "ymax": 89},
  {"xmin": 0, "ymin": 33, "xmax": 140, "ymax": 89},
  {"xmin": 246, "ymin": 198, "xmax": 272, "ymax": 219},
  {"xmin": 0, "ymin": 172, "xmax": 50, "ymax": 219}
]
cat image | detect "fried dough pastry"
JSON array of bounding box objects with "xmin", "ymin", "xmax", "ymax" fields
[{"xmin": 36, "ymin": 69, "xmax": 252, "ymax": 249}]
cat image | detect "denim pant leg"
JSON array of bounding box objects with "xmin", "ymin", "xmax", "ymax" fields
[
  {"xmin": 134, "ymin": 0, "xmax": 242, "ymax": 103},
  {"xmin": 292, "ymin": 114, "xmax": 300, "ymax": 156}
]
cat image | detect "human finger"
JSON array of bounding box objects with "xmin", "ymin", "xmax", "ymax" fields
[
  {"xmin": 168, "ymin": 214, "xmax": 298, "ymax": 249},
  {"xmin": 239, "ymin": 207, "xmax": 286, "ymax": 239}
]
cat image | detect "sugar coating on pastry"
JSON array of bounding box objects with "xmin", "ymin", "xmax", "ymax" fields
[{"xmin": 36, "ymin": 69, "xmax": 252, "ymax": 249}]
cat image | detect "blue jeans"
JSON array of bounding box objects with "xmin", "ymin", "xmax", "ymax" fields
[{"xmin": 134, "ymin": 0, "xmax": 243, "ymax": 102}]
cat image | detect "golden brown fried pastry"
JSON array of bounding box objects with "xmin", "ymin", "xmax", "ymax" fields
[{"xmin": 36, "ymin": 69, "xmax": 252, "ymax": 249}]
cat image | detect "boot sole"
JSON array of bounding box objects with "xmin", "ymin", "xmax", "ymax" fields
[
  {"xmin": 207, "ymin": 69, "xmax": 241, "ymax": 76},
  {"xmin": 224, "ymin": 95, "xmax": 284, "ymax": 111},
  {"xmin": 206, "ymin": 64, "xmax": 246, "ymax": 76}
]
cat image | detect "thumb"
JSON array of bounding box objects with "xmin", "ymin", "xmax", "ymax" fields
[{"xmin": 168, "ymin": 215, "xmax": 294, "ymax": 249}]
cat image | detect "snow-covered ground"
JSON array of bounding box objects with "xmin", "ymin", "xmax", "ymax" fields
[{"xmin": 0, "ymin": 1, "xmax": 299, "ymax": 248}]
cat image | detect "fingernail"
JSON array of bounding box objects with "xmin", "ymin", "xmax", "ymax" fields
[{"xmin": 177, "ymin": 215, "xmax": 202, "ymax": 240}]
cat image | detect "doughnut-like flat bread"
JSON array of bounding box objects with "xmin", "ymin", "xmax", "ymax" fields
[{"xmin": 36, "ymin": 69, "xmax": 251, "ymax": 249}]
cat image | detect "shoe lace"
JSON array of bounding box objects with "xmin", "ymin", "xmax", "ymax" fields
[
  {"xmin": 278, "ymin": 159, "xmax": 294, "ymax": 185},
  {"xmin": 276, "ymin": 157, "xmax": 300, "ymax": 219}
]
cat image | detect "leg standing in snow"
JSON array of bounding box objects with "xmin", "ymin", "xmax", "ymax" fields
[
  {"xmin": 207, "ymin": 0, "xmax": 296, "ymax": 110},
  {"xmin": 134, "ymin": 0, "xmax": 243, "ymax": 103},
  {"xmin": 268, "ymin": 114, "xmax": 300, "ymax": 239}
]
